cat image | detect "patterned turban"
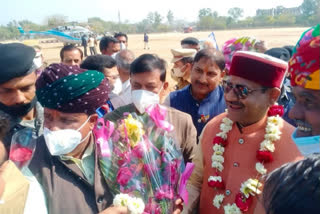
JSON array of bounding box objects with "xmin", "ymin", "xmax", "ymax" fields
[
  {"xmin": 289, "ymin": 24, "xmax": 320, "ymax": 90},
  {"xmin": 36, "ymin": 63, "xmax": 109, "ymax": 115}
]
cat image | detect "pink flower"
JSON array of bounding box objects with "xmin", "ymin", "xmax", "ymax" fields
[
  {"xmin": 9, "ymin": 146, "xmax": 33, "ymax": 168},
  {"xmin": 116, "ymin": 167, "xmax": 133, "ymax": 186},
  {"xmin": 144, "ymin": 201, "xmax": 161, "ymax": 214},
  {"xmin": 143, "ymin": 163, "xmax": 158, "ymax": 177},
  {"xmin": 155, "ymin": 184, "xmax": 174, "ymax": 200},
  {"xmin": 131, "ymin": 142, "xmax": 145, "ymax": 159},
  {"xmin": 165, "ymin": 160, "xmax": 180, "ymax": 184}
]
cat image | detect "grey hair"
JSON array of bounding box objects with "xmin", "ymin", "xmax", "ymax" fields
[{"xmin": 115, "ymin": 50, "xmax": 135, "ymax": 74}]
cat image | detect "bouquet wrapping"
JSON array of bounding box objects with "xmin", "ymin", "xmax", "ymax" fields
[
  {"xmin": 94, "ymin": 104, "xmax": 194, "ymax": 214},
  {"xmin": 9, "ymin": 128, "xmax": 37, "ymax": 169}
]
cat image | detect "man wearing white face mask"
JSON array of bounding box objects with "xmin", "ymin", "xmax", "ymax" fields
[
  {"xmin": 110, "ymin": 50, "xmax": 135, "ymax": 109},
  {"xmin": 170, "ymin": 48, "xmax": 196, "ymax": 90},
  {"xmin": 28, "ymin": 63, "xmax": 127, "ymax": 214},
  {"xmin": 105, "ymin": 54, "xmax": 197, "ymax": 164}
]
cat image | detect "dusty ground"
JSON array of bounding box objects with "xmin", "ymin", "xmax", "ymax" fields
[{"xmin": 15, "ymin": 27, "xmax": 307, "ymax": 95}]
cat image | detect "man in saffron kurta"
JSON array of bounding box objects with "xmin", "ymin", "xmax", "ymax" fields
[{"xmin": 184, "ymin": 51, "xmax": 302, "ymax": 214}]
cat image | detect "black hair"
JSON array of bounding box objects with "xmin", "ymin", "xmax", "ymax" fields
[
  {"xmin": 194, "ymin": 48, "xmax": 225, "ymax": 71},
  {"xmin": 181, "ymin": 56, "xmax": 194, "ymax": 65},
  {"xmin": 99, "ymin": 36, "xmax": 119, "ymax": 52},
  {"xmin": 114, "ymin": 32, "xmax": 128, "ymax": 42},
  {"xmin": 181, "ymin": 37, "xmax": 199, "ymax": 46},
  {"xmin": 130, "ymin": 54, "xmax": 166, "ymax": 82},
  {"xmin": 60, "ymin": 44, "xmax": 83, "ymax": 61},
  {"xmin": 80, "ymin": 54, "xmax": 116, "ymax": 72},
  {"xmin": 263, "ymin": 154, "xmax": 320, "ymax": 214}
]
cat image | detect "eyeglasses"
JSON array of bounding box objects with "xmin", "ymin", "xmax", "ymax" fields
[{"xmin": 222, "ymin": 80, "xmax": 267, "ymax": 99}]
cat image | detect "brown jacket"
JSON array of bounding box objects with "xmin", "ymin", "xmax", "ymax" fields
[
  {"xmin": 29, "ymin": 136, "xmax": 113, "ymax": 214},
  {"xmin": 105, "ymin": 104, "xmax": 197, "ymax": 162}
]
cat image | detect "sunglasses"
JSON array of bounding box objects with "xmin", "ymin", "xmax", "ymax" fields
[{"xmin": 222, "ymin": 80, "xmax": 267, "ymax": 99}]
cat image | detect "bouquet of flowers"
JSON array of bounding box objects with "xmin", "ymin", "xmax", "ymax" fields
[
  {"xmin": 94, "ymin": 104, "xmax": 194, "ymax": 214},
  {"xmin": 9, "ymin": 128, "xmax": 37, "ymax": 169}
]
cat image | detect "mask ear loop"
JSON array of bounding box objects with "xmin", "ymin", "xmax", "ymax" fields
[
  {"xmin": 77, "ymin": 115, "xmax": 92, "ymax": 131},
  {"xmin": 77, "ymin": 115, "xmax": 93, "ymax": 143}
]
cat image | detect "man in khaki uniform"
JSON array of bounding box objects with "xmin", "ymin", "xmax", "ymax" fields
[{"xmin": 170, "ymin": 48, "xmax": 196, "ymax": 90}]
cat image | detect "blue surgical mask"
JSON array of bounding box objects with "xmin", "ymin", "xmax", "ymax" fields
[{"xmin": 292, "ymin": 129, "xmax": 320, "ymax": 156}]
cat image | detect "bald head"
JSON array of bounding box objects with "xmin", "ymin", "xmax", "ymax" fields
[{"xmin": 115, "ymin": 50, "xmax": 135, "ymax": 82}]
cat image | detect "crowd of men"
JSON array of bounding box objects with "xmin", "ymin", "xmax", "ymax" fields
[{"xmin": 0, "ymin": 24, "xmax": 319, "ymax": 214}]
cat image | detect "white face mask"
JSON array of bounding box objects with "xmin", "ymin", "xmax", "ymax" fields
[
  {"xmin": 131, "ymin": 88, "xmax": 162, "ymax": 113},
  {"xmin": 172, "ymin": 65, "xmax": 186, "ymax": 78},
  {"xmin": 112, "ymin": 78, "xmax": 123, "ymax": 95},
  {"xmin": 120, "ymin": 42, "xmax": 126, "ymax": 50},
  {"xmin": 111, "ymin": 52, "xmax": 118, "ymax": 59},
  {"xmin": 33, "ymin": 53, "xmax": 43, "ymax": 69},
  {"xmin": 44, "ymin": 116, "xmax": 92, "ymax": 156}
]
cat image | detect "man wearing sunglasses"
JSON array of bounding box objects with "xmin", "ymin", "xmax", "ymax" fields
[{"xmin": 183, "ymin": 51, "xmax": 301, "ymax": 214}]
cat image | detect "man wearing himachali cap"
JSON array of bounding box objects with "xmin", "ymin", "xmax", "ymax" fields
[
  {"xmin": 288, "ymin": 24, "xmax": 320, "ymax": 156},
  {"xmin": 183, "ymin": 51, "xmax": 301, "ymax": 214}
]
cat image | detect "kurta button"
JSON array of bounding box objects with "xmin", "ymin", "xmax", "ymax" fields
[
  {"xmin": 238, "ymin": 139, "xmax": 244, "ymax": 144},
  {"xmin": 78, "ymin": 177, "xmax": 82, "ymax": 181},
  {"xmin": 226, "ymin": 190, "xmax": 231, "ymax": 195},
  {"xmin": 196, "ymin": 103, "xmax": 199, "ymax": 107},
  {"xmin": 233, "ymin": 162, "xmax": 239, "ymax": 167}
]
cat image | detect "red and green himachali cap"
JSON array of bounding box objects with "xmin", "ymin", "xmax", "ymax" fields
[{"xmin": 289, "ymin": 24, "xmax": 320, "ymax": 90}]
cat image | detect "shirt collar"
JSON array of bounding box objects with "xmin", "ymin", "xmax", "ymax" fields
[
  {"xmin": 122, "ymin": 79, "xmax": 131, "ymax": 91},
  {"xmin": 235, "ymin": 114, "xmax": 268, "ymax": 135},
  {"xmin": 60, "ymin": 140, "xmax": 94, "ymax": 161},
  {"xmin": 189, "ymin": 85, "xmax": 222, "ymax": 103}
]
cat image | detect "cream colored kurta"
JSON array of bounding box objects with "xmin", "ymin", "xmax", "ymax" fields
[{"xmin": 184, "ymin": 112, "xmax": 302, "ymax": 214}]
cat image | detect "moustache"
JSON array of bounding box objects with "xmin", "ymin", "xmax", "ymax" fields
[
  {"xmin": 195, "ymin": 80, "xmax": 208, "ymax": 87},
  {"xmin": 226, "ymin": 100, "xmax": 244, "ymax": 108}
]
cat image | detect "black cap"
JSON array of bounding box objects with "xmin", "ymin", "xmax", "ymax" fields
[
  {"xmin": 264, "ymin": 47, "xmax": 291, "ymax": 62},
  {"xmin": 0, "ymin": 43, "xmax": 36, "ymax": 84}
]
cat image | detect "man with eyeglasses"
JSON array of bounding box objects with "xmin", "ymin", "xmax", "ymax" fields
[{"xmin": 183, "ymin": 51, "xmax": 301, "ymax": 214}]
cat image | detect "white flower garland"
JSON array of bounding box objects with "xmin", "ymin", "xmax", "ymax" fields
[
  {"xmin": 113, "ymin": 193, "xmax": 145, "ymax": 214},
  {"xmin": 210, "ymin": 115, "xmax": 282, "ymax": 213}
]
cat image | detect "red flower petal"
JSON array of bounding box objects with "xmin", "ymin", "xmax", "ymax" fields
[
  {"xmin": 208, "ymin": 180, "xmax": 225, "ymax": 189},
  {"xmin": 9, "ymin": 147, "xmax": 33, "ymax": 162},
  {"xmin": 235, "ymin": 193, "xmax": 253, "ymax": 212},
  {"xmin": 268, "ymin": 105, "xmax": 284, "ymax": 117},
  {"xmin": 256, "ymin": 150, "xmax": 273, "ymax": 163},
  {"xmin": 212, "ymin": 136, "xmax": 228, "ymax": 147}
]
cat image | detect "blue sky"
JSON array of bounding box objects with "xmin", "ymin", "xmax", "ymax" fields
[{"xmin": 0, "ymin": 0, "xmax": 303, "ymax": 25}]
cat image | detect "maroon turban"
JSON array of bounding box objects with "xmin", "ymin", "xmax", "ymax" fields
[
  {"xmin": 36, "ymin": 63, "xmax": 110, "ymax": 115},
  {"xmin": 229, "ymin": 51, "xmax": 288, "ymax": 88}
]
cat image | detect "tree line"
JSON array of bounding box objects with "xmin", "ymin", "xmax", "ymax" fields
[{"xmin": 0, "ymin": 0, "xmax": 319, "ymax": 41}]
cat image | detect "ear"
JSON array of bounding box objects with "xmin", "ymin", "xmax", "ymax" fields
[
  {"xmin": 220, "ymin": 68, "xmax": 226, "ymax": 79},
  {"xmin": 163, "ymin": 81, "xmax": 169, "ymax": 91},
  {"xmin": 88, "ymin": 114, "xmax": 98, "ymax": 130},
  {"xmin": 268, "ymin": 88, "xmax": 281, "ymax": 105},
  {"xmin": 185, "ymin": 63, "xmax": 192, "ymax": 71}
]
